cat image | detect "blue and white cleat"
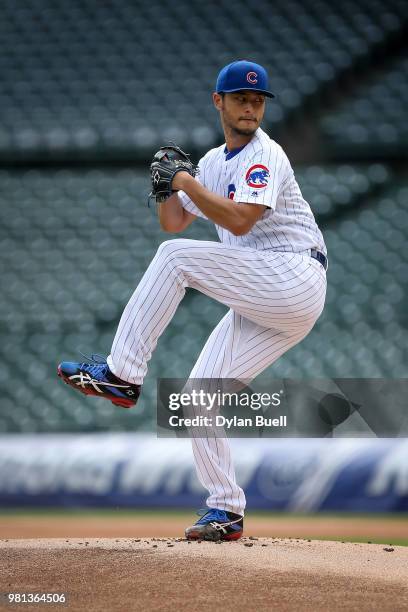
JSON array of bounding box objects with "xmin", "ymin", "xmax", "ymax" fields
[
  {"xmin": 57, "ymin": 355, "xmax": 141, "ymax": 409},
  {"xmin": 185, "ymin": 508, "xmax": 244, "ymax": 541}
]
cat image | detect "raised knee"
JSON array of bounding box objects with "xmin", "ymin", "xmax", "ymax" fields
[{"xmin": 156, "ymin": 239, "xmax": 191, "ymax": 261}]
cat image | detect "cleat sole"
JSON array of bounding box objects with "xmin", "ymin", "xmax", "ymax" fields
[
  {"xmin": 185, "ymin": 524, "xmax": 243, "ymax": 542},
  {"xmin": 111, "ymin": 399, "xmax": 134, "ymax": 408}
]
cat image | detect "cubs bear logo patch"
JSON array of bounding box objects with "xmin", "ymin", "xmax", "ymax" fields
[{"xmin": 245, "ymin": 164, "xmax": 270, "ymax": 188}]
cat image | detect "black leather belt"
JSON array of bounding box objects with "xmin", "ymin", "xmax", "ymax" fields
[{"xmin": 310, "ymin": 249, "xmax": 328, "ymax": 271}]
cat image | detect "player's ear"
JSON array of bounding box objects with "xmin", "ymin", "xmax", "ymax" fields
[{"xmin": 213, "ymin": 92, "xmax": 224, "ymax": 111}]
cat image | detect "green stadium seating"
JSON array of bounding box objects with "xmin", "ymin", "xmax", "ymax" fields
[
  {"xmin": 0, "ymin": 168, "xmax": 406, "ymax": 432},
  {"xmin": 0, "ymin": 0, "xmax": 406, "ymax": 432},
  {"xmin": 0, "ymin": 0, "xmax": 405, "ymax": 161},
  {"xmin": 321, "ymin": 54, "xmax": 408, "ymax": 156}
]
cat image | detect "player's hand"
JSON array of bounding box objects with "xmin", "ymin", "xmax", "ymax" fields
[{"xmin": 149, "ymin": 145, "xmax": 198, "ymax": 203}]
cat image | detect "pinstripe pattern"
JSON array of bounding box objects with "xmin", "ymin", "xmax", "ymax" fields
[
  {"xmin": 107, "ymin": 127, "xmax": 327, "ymax": 516},
  {"xmin": 187, "ymin": 311, "xmax": 314, "ymax": 514},
  {"xmin": 109, "ymin": 240, "xmax": 326, "ymax": 381},
  {"xmin": 108, "ymin": 239, "xmax": 326, "ymax": 516},
  {"xmin": 179, "ymin": 128, "xmax": 326, "ymax": 255}
]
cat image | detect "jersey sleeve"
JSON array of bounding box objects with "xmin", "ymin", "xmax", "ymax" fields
[
  {"xmin": 233, "ymin": 144, "xmax": 290, "ymax": 210},
  {"xmin": 177, "ymin": 156, "xmax": 208, "ymax": 220}
]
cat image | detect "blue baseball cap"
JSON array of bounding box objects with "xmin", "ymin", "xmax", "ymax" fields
[{"xmin": 216, "ymin": 60, "xmax": 275, "ymax": 98}]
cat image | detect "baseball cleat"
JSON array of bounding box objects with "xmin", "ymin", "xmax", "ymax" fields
[
  {"xmin": 57, "ymin": 355, "xmax": 141, "ymax": 408},
  {"xmin": 185, "ymin": 508, "xmax": 243, "ymax": 542}
]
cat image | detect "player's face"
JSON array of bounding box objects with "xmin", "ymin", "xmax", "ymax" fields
[{"xmin": 214, "ymin": 91, "xmax": 265, "ymax": 136}]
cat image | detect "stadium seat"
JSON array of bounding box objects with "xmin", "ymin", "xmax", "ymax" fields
[
  {"xmin": 0, "ymin": 0, "xmax": 406, "ymax": 161},
  {"xmin": 1, "ymin": 168, "xmax": 407, "ymax": 431}
]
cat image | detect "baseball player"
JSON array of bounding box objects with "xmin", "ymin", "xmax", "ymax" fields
[{"xmin": 58, "ymin": 60, "xmax": 328, "ymax": 541}]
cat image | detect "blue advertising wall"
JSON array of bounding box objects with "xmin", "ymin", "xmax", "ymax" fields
[{"xmin": 0, "ymin": 435, "xmax": 407, "ymax": 511}]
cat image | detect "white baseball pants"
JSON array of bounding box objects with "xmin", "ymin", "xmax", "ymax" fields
[{"xmin": 108, "ymin": 239, "xmax": 327, "ymax": 516}]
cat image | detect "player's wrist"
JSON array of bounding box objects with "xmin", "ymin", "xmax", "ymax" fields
[{"xmin": 172, "ymin": 170, "xmax": 193, "ymax": 192}]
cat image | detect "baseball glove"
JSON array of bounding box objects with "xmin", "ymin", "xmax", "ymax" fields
[{"xmin": 149, "ymin": 144, "xmax": 198, "ymax": 203}]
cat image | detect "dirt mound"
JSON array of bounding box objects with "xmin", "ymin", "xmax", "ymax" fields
[{"xmin": 1, "ymin": 538, "xmax": 407, "ymax": 611}]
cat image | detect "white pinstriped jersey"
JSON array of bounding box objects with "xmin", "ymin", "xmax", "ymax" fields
[
  {"xmin": 178, "ymin": 127, "xmax": 327, "ymax": 255},
  {"xmin": 110, "ymin": 131, "xmax": 328, "ymax": 518}
]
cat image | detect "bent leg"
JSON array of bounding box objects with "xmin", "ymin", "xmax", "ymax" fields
[
  {"xmin": 189, "ymin": 309, "xmax": 312, "ymax": 516},
  {"xmin": 108, "ymin": 238, "xmax": 326, "ymax": 384}
]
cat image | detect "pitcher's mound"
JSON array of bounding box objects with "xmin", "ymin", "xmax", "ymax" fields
[{"xmin": 1, "ymin": 538, "xmax": 407, "ymax": 611}]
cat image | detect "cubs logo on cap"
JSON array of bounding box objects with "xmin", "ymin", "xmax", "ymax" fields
[
  {"xmin": 216, "ymin": 60, "xmax": 275, "ymax": 98},
  {"xmin": 246, "ymin": 71, "xmax": 258, "ymax": 84},
  {"xmin": 245, "ymin": 164, "xmax": 270, "ymax": 188}
]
